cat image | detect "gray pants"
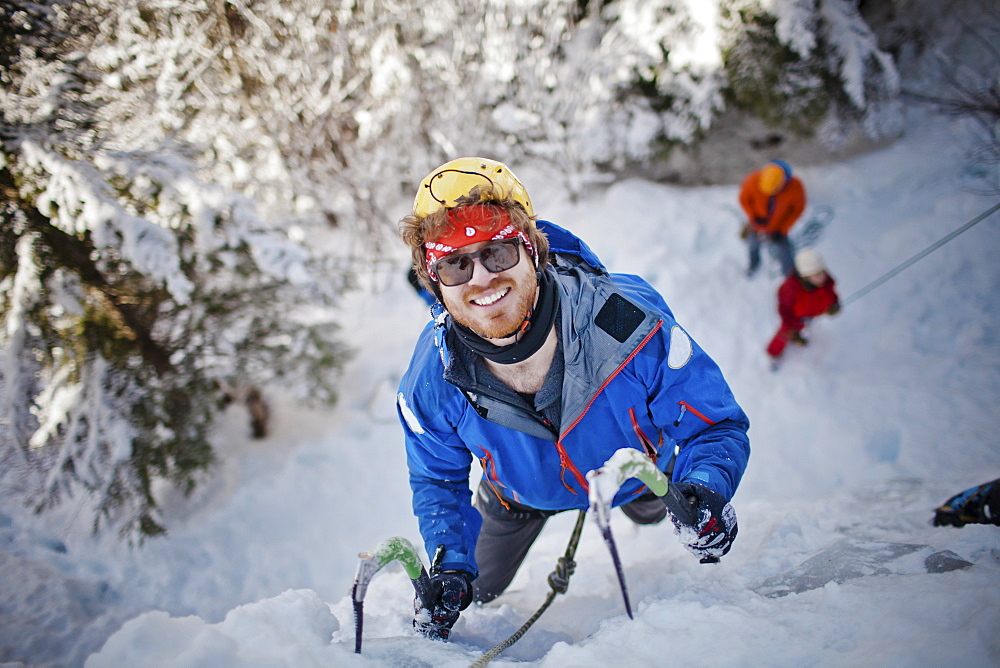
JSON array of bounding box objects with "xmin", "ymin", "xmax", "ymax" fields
[{"xmin": 472, "ymin": 484, "xmax": 668, "ymax": 603}]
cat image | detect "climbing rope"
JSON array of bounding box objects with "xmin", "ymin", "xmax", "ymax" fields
[
  {"xmin": 469, "ymin": 510, "xmax": 587, "ymax": 668},
  {"xmin": 841, "ymin": 201, "xmax": 1000, "ymax": 307}
]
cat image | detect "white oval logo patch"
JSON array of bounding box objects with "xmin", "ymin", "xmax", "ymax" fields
[{"xmin": 667, "ymin": 325, "xmax": 692, "ymax": 369}]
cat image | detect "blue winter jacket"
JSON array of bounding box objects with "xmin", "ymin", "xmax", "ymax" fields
[{"xmin": 397, "ymin": 221, "xmax": 750, "ymax": 577}]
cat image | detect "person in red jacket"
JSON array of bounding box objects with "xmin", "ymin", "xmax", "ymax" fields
[
  {"xmin": 739, "ymin": 160, "xmax": 806, "ymax": 277},
  {"xmin": 767, "ymin": 248, "xmax": 840, "ymax": 359}
]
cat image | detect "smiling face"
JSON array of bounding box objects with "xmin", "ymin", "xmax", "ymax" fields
[{"xmin": 438, "ymin": 240, "xmax": 538, "ymax": 341}]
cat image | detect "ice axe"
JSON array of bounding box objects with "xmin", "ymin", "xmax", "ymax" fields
[
  {"xmin": 587, "ymin": 448, "xmax": 717, "ymax": 617},
  {"xmin": 351, "ymin": 536, "xmax": 434, "ymax": 654}
]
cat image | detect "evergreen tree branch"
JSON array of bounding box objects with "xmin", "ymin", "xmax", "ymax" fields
[{"xmin": 1, "ymin": 165, "xmax": 175, "ymax": 376}]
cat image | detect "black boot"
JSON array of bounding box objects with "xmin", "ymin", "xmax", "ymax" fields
[{"xmin": 933, "ymin": 478, "xmax": 1000, "ymax": 527}]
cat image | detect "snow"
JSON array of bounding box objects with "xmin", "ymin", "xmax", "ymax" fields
[{"xmin": 2, "ymin": 99, "xmax": 997, "ymax": 667}]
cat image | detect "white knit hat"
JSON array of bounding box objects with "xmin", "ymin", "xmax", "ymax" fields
[{"xmin": 794, "ymin": 248, "xmax": 826, "ymax": 276}]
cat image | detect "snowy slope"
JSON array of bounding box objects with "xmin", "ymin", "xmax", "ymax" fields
[{"xmin": 2, "ymin": 99, "xmax": 996, "ymax": 667}]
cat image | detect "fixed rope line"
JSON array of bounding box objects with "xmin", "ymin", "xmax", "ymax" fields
[
  {"xmin": 841, "ymin": 201, "xmax": 1000, "ymax": 307},
  {"xmin": 470, "ymin": 509, "xmax": 587, "ymax": 668}
]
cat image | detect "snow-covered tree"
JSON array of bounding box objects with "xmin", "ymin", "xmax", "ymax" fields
[
  {"xmin": 1, "ymin": 0, "xmax": 352, "ymax": 540},
  {"xmin": 719, "ymin": 0, "xmax": 903, "ymax": 147},
  {"xmin": 463, "ymin": 0, "xmax": 729, "ymax": 182}
]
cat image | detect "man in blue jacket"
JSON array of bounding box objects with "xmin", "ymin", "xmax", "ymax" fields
[{"xmin": 396, "ymin": 157, "xmax": 750, "ymax": 639}]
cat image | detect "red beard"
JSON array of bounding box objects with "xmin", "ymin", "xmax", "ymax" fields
[{"xmin": 443, "ymin": 275, "xmax": 537, "ymax": 340}]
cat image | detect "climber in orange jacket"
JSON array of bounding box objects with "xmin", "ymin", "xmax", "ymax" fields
[{"xmin": 739, "ymin": 160, "xmax": 806, "ymax": 277}]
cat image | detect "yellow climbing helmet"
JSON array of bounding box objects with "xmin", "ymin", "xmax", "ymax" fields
[
  {"xmin": 758, "ymin": 160, "xmax": 792, "ymax": 196},
  {"xmin": 412, "ymin": 157, "xmax": 534, "ymax": 218}
]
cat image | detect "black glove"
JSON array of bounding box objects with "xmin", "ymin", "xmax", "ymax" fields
[
  {"xmin": 826, "ymin": 302, "xmax": 841, "ymax": 316},
  {"xmin": 671, "ymin": 482, "xmax": 738, "ymax": 560},
  {"xmin": 413, "ymin": 571, "xmax": 474, "ymax": 641}
]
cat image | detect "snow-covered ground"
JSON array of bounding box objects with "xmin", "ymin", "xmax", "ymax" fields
[{"xmin": 1, "ymin": 95, "xmax": 998, "ymax": 666}]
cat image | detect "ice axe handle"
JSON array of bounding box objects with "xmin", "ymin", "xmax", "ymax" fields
[
  {"xmin": 662, "ymin": 484, "xmax": 720, "ymax": 564},
  {"xmin": 412, "ymin": 567, "xmax": 435, "ymax": 612}
]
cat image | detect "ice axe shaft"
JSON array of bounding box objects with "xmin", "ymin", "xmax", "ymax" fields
[{"xmin": 598, "ymin": 523, "xmax": 633, "ymax": 618}]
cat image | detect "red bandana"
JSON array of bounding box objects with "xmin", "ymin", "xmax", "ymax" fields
[{"xmin": 424, "ymin": 207, "xmax": 535, "ymax": 281}]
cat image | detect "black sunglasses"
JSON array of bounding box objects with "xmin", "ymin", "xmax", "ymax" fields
[{"xmin": 431, "ymin": 238, "xmax": 523, "ymax": 287}]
